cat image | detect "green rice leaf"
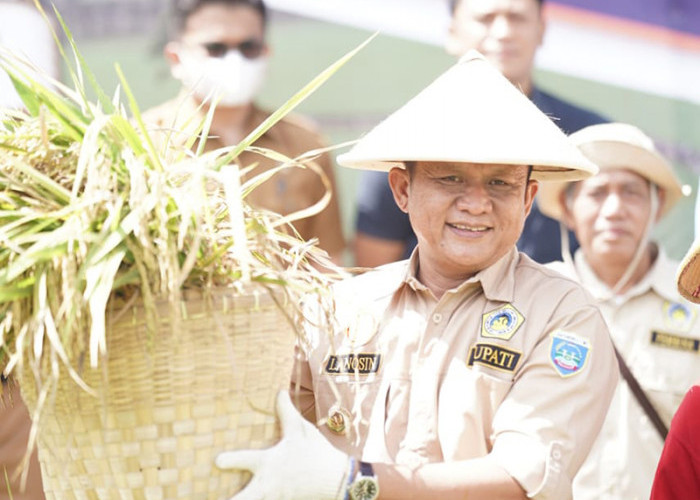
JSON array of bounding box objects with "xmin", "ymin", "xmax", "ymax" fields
[
  {"xmin": 47, "ymin": 3, "xmax": 115, "ymax": 114},
  {"xmin": 7, "ymin": 72, "xmax": 40, "ymax": 116},
  {"xmin": 83, "ymin": 195, "xmax": 157, "ymax": 267},
  {"xmin": 6, "ymin": 159, "xmax": 71, "ymax": 205},
  {"xmin": 114, "ymin": 64, "xmax": 163, "ymax": 171},
  {"xmin": 0, "ymin": 284, "xmax": 33, "ymax": 303}
]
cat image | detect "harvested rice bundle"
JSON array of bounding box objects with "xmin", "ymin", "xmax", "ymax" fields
[{"xmin": 0, "ymin": 6, "xmax": 366, "ymax": 499}]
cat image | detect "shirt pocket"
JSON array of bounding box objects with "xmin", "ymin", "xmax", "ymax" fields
[
  {"xmin": 313, "ymin": 372, "xmax": 385, "ymax": 457},
  {"xmin": 438, "ymin": 359, "xmax": 513, "ymax": 460},
  {"xmin": 630, "ymin": 332, "xmax": 700, "ymax": 421}
]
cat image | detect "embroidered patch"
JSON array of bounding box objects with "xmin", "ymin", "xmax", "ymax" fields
[
  {"xmin": 481, "ymin": 304, "xmax": 525, "ymax": 341},
  {"xmin": 663, "ymin": 301, "xmax": 696, "ymax": 332},
  {"xmin": 467, "ymin": 343, "xmax": 522, "ymax": 372},
  {"xmin": 325, "ymin": 353, "xmax": 382, "ymax": 375},
  {"xmin": 550, "ymin": 331, "xmax": 590, "ymax": 377},
  {"xmin": 650, "ymin": 331, "xmax": 700, "ymax": 353}
]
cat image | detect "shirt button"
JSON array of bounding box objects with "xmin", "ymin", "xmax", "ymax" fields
[
  {"xmin": 433, "ymin": 313, "xmax": 442, "ymax": 323},
  {"xmin": 551, "ymin": 448, "xmax": 562, "ymax": 460}
]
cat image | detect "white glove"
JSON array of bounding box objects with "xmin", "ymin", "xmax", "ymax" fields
[{"xmin": 216, "ymin": 390, "xmax": 352, "ymax": 500}]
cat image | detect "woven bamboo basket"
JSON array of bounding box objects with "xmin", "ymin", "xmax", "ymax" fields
[{"xmin": 19, "ymin": 285, "xmax": 296, "ymax": 500}]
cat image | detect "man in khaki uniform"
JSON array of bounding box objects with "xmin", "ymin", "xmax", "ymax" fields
[
  {"xmin": 144, "ymin": 0, "xmax": 345, "ymax": 263},
  {"xmin": 216, "ymin": 52, "xmax": 619, "ymax": 500},
  {"xmin": 537, "ymin": 123, "xmax": 700, "ymax": 500}
]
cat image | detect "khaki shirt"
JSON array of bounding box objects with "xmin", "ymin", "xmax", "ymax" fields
[
  {"xmin": 294, "ymin": 248, "xmax": 618, "ymax": 499},
  {"xmin": 549, "ymin": 248, "xmax": 700, "ymax": 500},
  {"xmin": 142, "ymin": 95, "xmax": 346, "ymax": 259}
]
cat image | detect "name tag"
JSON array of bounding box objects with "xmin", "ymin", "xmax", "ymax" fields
[
  {"xmin": 325, "ymin": 353, "xmax": 382, "ymax": 375},
  {"xmin": 467, "ymin": 343, "xmax": 521, "ymax": 372},
  {"xmin": 650, "ymin": 331, "xmax": 700, "ymax": 353}
]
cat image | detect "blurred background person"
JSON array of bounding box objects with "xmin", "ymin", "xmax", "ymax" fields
[
  {"xmin": 1, "ymin": 1, "xmax": 57, "ymax": 498},
  {"xmin": 353, "ymin": 0, "xmax": 607, "ymax": 268},
  {"xmin": 144, "ymin": 0, "xmax": 346, "ymax": 265},
  {"xmin": 537, "ymin": 122, "xmax": 700, "ymax": 500}
]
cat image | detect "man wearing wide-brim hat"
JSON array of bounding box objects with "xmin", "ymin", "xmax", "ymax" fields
[
  {"xmin": 537, "ymin": 122, "xmax": 700, "ymax": 500},
  {"xmin": 216, "ymin": 51, "xmax": 619, "ymax": 500}
]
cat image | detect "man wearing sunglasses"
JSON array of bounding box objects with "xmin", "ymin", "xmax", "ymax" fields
[{"xmin": 145, "ymin": 0, "xmax": 346, "ymax": 264}]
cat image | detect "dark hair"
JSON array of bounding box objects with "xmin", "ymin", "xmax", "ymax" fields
[
  {"xmin": 404, "ymin": 161, "xmax": 417, "ymax": 179},
  {"xmin": 449, "ymin": 0, "xmax": 544, "ymax": 14},
  {"xmin": 169, "ymin": 0, "xmax": 267, "ymax": 38}
]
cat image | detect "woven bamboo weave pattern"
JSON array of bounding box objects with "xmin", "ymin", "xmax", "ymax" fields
[{"xmin": 20, "ymin": 286, "xmax": 296, "ymax": 500}]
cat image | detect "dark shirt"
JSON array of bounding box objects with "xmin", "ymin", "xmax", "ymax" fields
[{"xmin": 354, "ymin": 86, "xmax": 608, "ymax": 263}]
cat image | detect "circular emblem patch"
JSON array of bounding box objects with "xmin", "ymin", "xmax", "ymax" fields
[{"xmin": 481, "ymin": 304, "xmax": 524, "ymax": 340}]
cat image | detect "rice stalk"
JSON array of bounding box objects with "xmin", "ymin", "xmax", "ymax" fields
[{"xmin": 0, "ymin": 13, "xmax": 364, "ymax": 400}]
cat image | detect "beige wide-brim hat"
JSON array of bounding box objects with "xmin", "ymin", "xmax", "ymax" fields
[
  {"xmin": 538, "ymin": 122, "xmax": 684, "ymax": 221},
  {"xmin": 337, "ymin": 50, "xmax": 598, "ymax": 182},
  {"xmin": 678, "ymin": 240, "xmax": 700, "ymax": 303}
]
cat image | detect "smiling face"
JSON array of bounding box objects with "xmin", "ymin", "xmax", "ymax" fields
[
  {"xmin": 389, "ymin": 161, "xmax": 537, "ymax": 290},
  {"xmin": 562, "ymin": 169, "xmax": 662, "ymax": 269}
]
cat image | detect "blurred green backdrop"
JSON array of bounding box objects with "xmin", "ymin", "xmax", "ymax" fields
[{"xmin": 68, "ymin": 11, "xmax": 700, "ymax": 263}]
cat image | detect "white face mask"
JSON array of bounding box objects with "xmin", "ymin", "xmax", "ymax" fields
[{"xmin": 172, "ymin": 48, "xmax": 268, "ymax": 107}]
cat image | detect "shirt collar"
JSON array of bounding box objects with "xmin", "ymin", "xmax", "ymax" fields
[
  {"xmin": 402, "ymin": 246, "xmax": 519, "ymax": 302},
  {"xmin": 573, "ymin": 244, "xmax": 677, "ymax": 303},
  {"xmin": 639, "ymin": 247, "xmax": 679, "ymax": 302}
]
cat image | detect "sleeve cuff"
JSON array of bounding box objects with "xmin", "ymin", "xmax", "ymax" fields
[{"xmin": 491, "ymin": 436, "xmax": 572, "ymax": 500}]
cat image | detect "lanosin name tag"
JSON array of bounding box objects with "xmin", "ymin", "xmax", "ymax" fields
[
  {"xmin": 467, "ymin": 343, "xmax": 521, "ymax": 372},
  {"xmin": 325, "ymin": 353, "xmax": 382, "ymax": 375}
]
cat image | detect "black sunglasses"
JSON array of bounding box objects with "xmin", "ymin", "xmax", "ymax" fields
[{"xmin": 201, "ymin": 39, "xmax": 264, "ymax": 60}]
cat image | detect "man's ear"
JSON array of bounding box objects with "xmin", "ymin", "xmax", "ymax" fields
[
  {"xmin": 388, "ymin": 167, "xmax": 411, "ymax": 214},
  {"xmin": 444, "ymin": 19, "xmax": 465, "ymax": 57},
  {"xmin": 165, "ymin": 42, "xmax": 186, "ymax": 80},
  {"xmin": 524, "ymin": 179, "xmax": 539, "ymax": 218},
  {"xmin": 536, "ymin": 8, "xmax": 547, "ymax": 48},
  {"xmin": 655, "ymin": 188, "xmax": 667, "ymax": 223},
  {"xmin": 164, "ymin": 41, "xmax": 181, "ymax": 66}
]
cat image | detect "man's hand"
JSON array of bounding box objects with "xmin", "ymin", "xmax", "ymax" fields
[{"xmin": 216, "ymin": 390, "xmax": 352, "ymax": 500}]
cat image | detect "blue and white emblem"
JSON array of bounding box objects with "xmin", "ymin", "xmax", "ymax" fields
[
  {"xmin": 550, "ymin": 330, "xmax": 590, "ymax": 377},
  {"xmin": 663, "ymin": 301, "xmax": 696, "ymax": 332},
  {"xmin": 481, "ymin": 304, "xmax": 524, "ymax": 341}
]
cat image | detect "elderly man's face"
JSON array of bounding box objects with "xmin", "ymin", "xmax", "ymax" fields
[
  {"xmin": 446, "ymin": 0, "xmax": 544, "ymax": 92},
  {"xmin": 389, "ymin": 161, "xmax": 537, "ymax": 282},
  {"xmin": 562, "ymin": 169, "xmax": 661, "ymax": 268}
]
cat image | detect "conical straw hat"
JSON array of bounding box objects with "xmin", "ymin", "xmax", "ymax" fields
[
  {"xmin": 337, "ymin": 50, "xmax": 598, "ymax": 181},
  {"xmin": 538, "ymin": 123, "xmax": 685, "ymax": 221}
]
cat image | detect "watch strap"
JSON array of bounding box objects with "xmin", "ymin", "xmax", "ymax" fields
[
  {"xmin": 358, "ymin": 461, "xmax": 374, "ymax": 478},
  {"xmin": 347, "ymin": 460, "xmax": 379, "ymax": 500}
]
